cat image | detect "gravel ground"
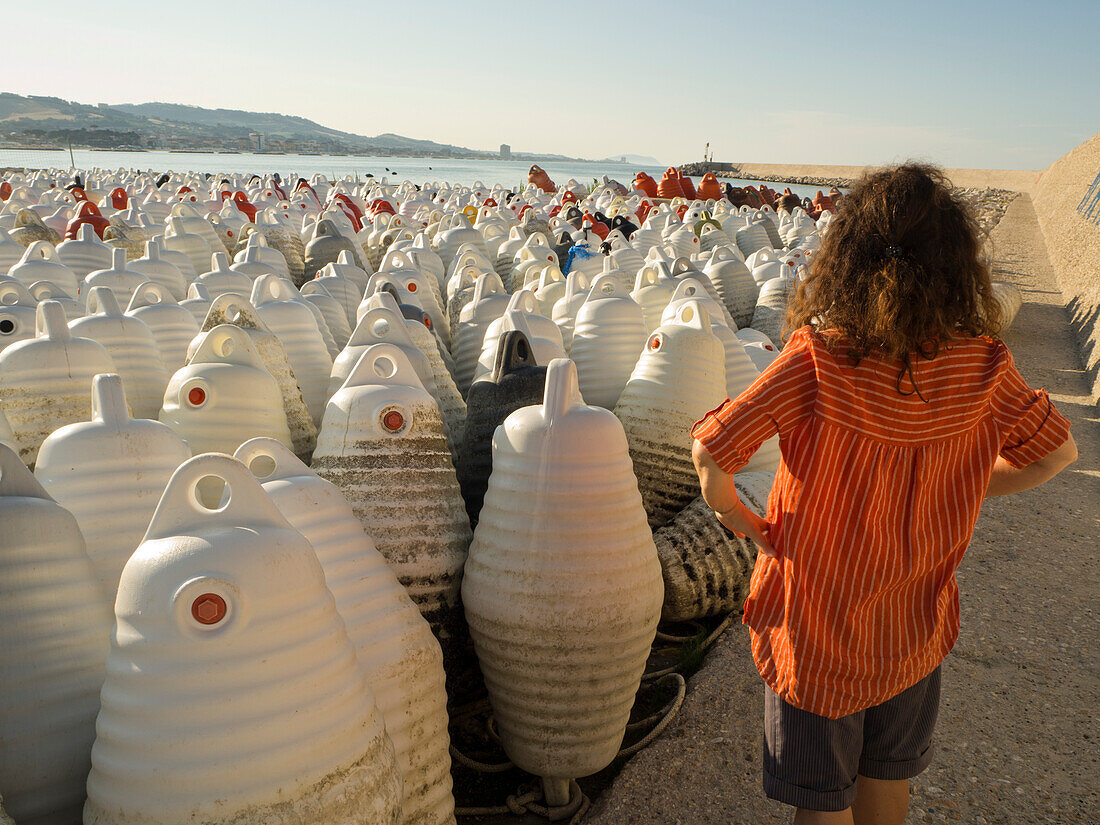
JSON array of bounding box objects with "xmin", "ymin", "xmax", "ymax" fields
[{"xmin": 584, "ymin": 194, "xmax": 1099, "ymax": 824}]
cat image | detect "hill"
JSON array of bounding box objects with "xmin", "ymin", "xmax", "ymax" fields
[{"xmin": 0, "ymin": 92, "xmax": 559, "ymax": 159}]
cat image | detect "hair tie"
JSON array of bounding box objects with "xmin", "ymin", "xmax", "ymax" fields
[{"xmin": 884, "ymin": 245, "xmax": 905, "ymax": 260}]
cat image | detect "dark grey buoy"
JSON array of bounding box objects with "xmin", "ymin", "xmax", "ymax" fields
[{"xmin": 457, "ymin": 330, "xmax": 546, "ymax": 528}]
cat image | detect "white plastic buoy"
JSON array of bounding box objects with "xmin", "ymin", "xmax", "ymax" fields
[
  {"xmin": 463, "ymin": 359, "xmax": 663, "ymax": 802},
  {"xmin": 84, "ymin": 247, "xmax": 147, "ymax": 310},
  {"xmin": 128, "ymin": 237, "xmax": 188, "ymax": 300},
  {"xmin": 251, "ymin": 273, "xmax": 333, "ymax": 425},
  {"xmin": 160, "ymin": 324, "xmax": 293, "ymax": 455},
  {"xmin": 232, "ymin": 233, "xmax": 290, "ymax": 280},
  {"xmin": 614, "ymin": 300, "xmax": 727, "ymax": 528},
  {"xmin": 631, "ymin": 260, "xmax": 681, "ymax": 333},
  {"xmin": 334, "ymin": 302, "xmax": 465, "ymax": 458},
  {"xmin": 191, "ymin": 294, "xmax": 317, "ymax": 462},
  {"xmin": 194, "ymin": 251, "xmax": 252, "ymax": 301},
  {"xmin": 0, "ymin": 277, "xmax": 38, "ymax": 353},
  {"xmin": 313, "ymin": 344, "xmax": 474, "ymax": 697},
  {"xmin": 472, "ymin": 290, "xmax": 564, "ymax": 385},
  {"xmin": 0, "ymin": 443, "xmax": 112, "ymax": 825},
  {"xmin": 312, "ymin": 261, "xmax": 363, "ymax": 325},
  {"xmin": 126, "ymin": 281, "xmax": 201, "ymax": 373},
  {"xmin": 56, "ymin": 223, "xmax": 113, "ymax": 281},
  {"xmin": 84, "ymin": 453, "xmax": 402, "ymax": 825},
  {"xmin": 701, "ymin": 245, "xmax": 757, "ymax": 328},
  {"xmin": 235, "ymin": 438, "xmax": 456, "ymax": 825},
  {"xmin": 373, "ymin": 249, "xmax": 449, "ymax": 346},
  {"xmin": 570, "ymin": 272, "xmax": 647, "ymax": 410},
  {"xmin": 179, "ymin": 281, "xmax": 213, "ymax": 326},
  {"xmin": 301, "ymin": 280, "xmax": 353, "ymax": 349},
  {"xmin": 8, "ymin": 241, "xmax": 80, "ymax": 299},
  {"xmin": 451, "ymin": 273, "xmax": 510, "ymax": 397},
  {"xmin": 162, "ymin": 215, "xmax": 215, "ymax": 275},
  {"xmin": 0, "ymin": 301, "xmax": 116, "ymax": 466},
  {"xmin": 749, "ymin": 274, "xmax": 796, "ymax": 348},
  {"xmin": 35, "ymin": 374, "xmax": 190, "ymax": 598},
  {"xmin": 70, "ymin": 287, "xmax": 169, "ymax": 419}
]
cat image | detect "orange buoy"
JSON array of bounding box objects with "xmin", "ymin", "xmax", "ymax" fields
[
  {"xmin": 230, "ymin": 191, "xmax": 257, "ymax": 222},
  {"xmin": 656, "ymin": 168, "xmax": 684, "ymax": 199},
  {"xmin": 677, "ymin": 171, "xmax": 697, "ymax": 200},
  {"xmin": 697, "ymin": 173, "xmax": 723, "ymax": 201},
  {"xmin": 64, "ymin": 201, "xmax": 110, "ymax": 240},
  {"xmin": 582, "ymin": 214, "xmax": 609, "ymax": 240},
  {"xmin": 107, "ymin": 187, "xmax": 129, "ymax": 210},
  {"xmin": 528, "ymin": 165, "xmax": 556, "ymax": 194},
  {"xmin": 633, "ymin": 172, "xmax": 659, "ymax": 199}
]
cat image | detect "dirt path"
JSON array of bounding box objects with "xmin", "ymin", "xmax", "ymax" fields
[{"xmin": 585, "ymin": 195, "xmax": 1099, "ymax": 824}]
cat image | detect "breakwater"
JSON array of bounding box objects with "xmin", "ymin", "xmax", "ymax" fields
[{"xmin": 1033, "ymin": 130, "xmax": 1100, "ymax": 402}]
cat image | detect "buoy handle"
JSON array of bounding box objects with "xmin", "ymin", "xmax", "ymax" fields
[
  {"xmin": 86, "ymin": 285, "xmax": 123, "ymax": 316},
  {"xmin": 35, "ymin": 300, "xmax": 71, "ymax": 341},
  {"xmin": 142, "ymin": 452, "xmax": 292, "ymax": 541},
  {"xmin": 234, "ymin": 436, "xmax": 306, "ymax": 484},
  {"xmin": 91, "ymin": 373, "xmax": 131, "ymax": 425},
  {"xmin": 542, "ymin": 358, "xmax": 583, "ymax": 425},
  {"xmin": 340, "ymin": 342, "xmax": 425, "ymax": 393}
]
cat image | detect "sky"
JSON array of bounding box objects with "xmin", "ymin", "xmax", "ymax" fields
[{"xmin": 4, "ymin": 0, "xmax": 1098, "ymax": 169}]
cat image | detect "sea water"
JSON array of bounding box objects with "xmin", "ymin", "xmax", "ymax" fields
[{"xmin": 0, "ymin": 149, "xmax": 832, "ymax": 198}]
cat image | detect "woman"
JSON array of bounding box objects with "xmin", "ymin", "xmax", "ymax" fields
[{"xmin": 691, "ymin": 163, "xmax": 1077, "ymax": 825}]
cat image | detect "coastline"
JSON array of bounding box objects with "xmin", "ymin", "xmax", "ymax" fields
[{"xmin": 677, "ymin": 161, "xmax": 1039, "ymax": 194}]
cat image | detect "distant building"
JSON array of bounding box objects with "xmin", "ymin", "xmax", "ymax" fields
[
  {"xmin": 249, "ymin": 132, "xmax": 264, "ymax": 151},
  {"xmin": 499, "ymin": 143, "xmax": 511, "ymax": 159}
]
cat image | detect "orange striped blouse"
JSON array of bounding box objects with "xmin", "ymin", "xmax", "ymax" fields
[{"xmin": 692, "ymin": 327, "xmax": 1072, "ymax": 719}]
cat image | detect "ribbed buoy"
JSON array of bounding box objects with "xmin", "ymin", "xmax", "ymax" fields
[
  {"xmin": 614, "ymin": 301, "xmax": 727, "ymax": 528},
  {"xmin": 457, "ymin": 330, "xmax": 546, "ymax": 528},
  {"xmin": 235, "ymin": 438, "xmax": 456, "ymax": 825},
  {"xmin": 313, "ymin": 344, "xmax": 475, "ymax": 700},
  {"xmin": 84, "ymin": 453, "xmax": 402, "ymax": 825},
  {"xmin": 463, "ymin": 359, "xmax": 662, "ymax": 801},
  {"xmin": 35, "ymin": 374, "xmax": 191, "ymax": 598},
  {"xmin": 0, "ymin": 443, "xmax": 112, "ymax": 825}
]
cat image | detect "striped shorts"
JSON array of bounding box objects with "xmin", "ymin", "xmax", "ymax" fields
[{"xmin": 763, "ymin": 666, "xmax": 941, "ymax": 811}]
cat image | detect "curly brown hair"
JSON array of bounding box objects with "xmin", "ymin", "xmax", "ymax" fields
[{"xmin": 785, "ymin": 162, "xmax": 1001, "ymax": 397}]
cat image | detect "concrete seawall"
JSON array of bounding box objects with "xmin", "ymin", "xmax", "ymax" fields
[{"xmin": 1032, "ymin": 131, "xmax": 1100, "ymax": 403}]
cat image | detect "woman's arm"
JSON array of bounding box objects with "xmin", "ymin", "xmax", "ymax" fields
[
  {"xmin": 692, "ymin": 439, "xmax": 777, "ymax": 558},
  {"xmin": 985, "ymin": 433, "xmax": 1077, "ymax": 498}
]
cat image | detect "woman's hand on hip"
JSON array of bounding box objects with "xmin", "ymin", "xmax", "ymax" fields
[{"xmin": 716, "ymin": 501, "xmax": 778, "ymax": 559}]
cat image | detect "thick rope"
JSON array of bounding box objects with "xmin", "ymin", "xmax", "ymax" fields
[
  {"xmin": 643, "ymin": 612, "xmax": 736, "ymax": 681},
  {"xmin": 617, "ymin": 673, "xmax": 686, "ymax": 759},
  {"xmin": 654, "ymin": 620, "xmax": 705, "ymax": 644},
  {"xmin": 455, "ymin": 779, "xmax": 590, "ymax": 823},
  {"xmin": 448, "ymin": 742, "xmax": 513, "ymax": 774}
]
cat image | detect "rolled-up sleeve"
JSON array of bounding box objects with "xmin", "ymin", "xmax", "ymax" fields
[
  {"xmin": 691, "ymin": 328, "xmax": 818, "ymax": 473},
  {"xmin": 991, "ymin": 352, "xmax": 1072, "ymax": 468}
]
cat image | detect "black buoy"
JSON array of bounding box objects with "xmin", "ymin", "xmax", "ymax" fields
[{"xmin": 457, "ymin": 330, "xmax": 547, "ymax": 528}]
